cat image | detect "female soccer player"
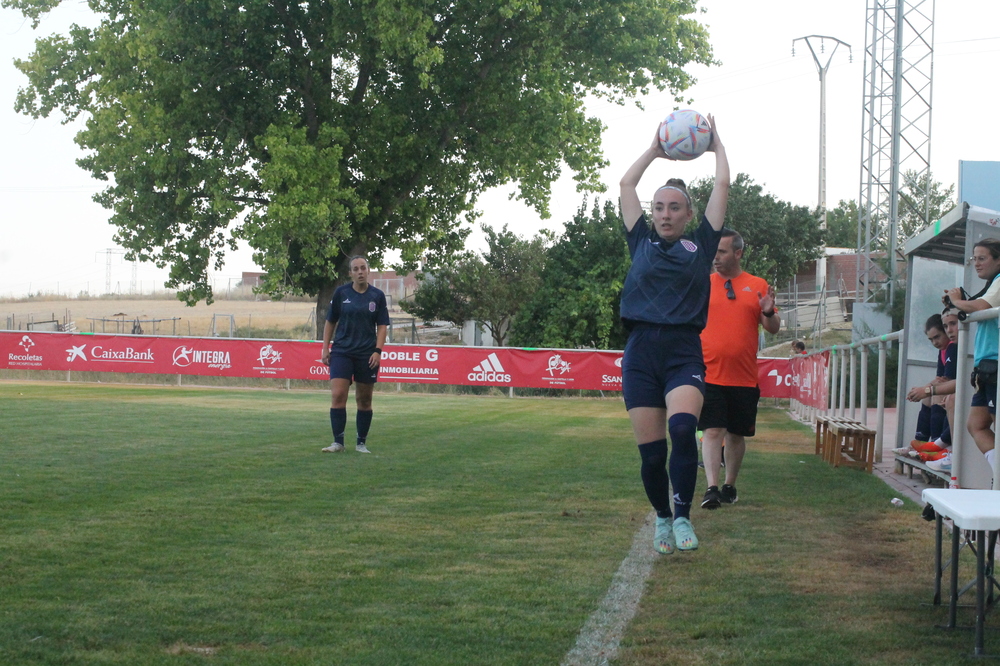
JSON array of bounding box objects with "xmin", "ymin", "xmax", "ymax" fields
[
  {"xmin": 944, "ymin": 239, "xmax": 1000, "ymax": 471},
  {"xmin": 322, "ymin": 255, "xmax": 390, "ymax": 453},
  {"xmin": 619, "ymin": 115, "xmax": 729, "ymax": 553}
]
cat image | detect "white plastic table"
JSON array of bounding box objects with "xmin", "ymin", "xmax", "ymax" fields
[{"xmin": 922, "ymin": 489, "xmax": 1000, "ymax": 655}]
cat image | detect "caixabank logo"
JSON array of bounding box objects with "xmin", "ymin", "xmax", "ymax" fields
[
  {"xmin": 7, "ymin": 335, "xmax": 44, "ymax": 367},
  {"xmin": 468, "ymin": 352, "xmax": 511, "ymax": 383},
  {"xmin": 67, "ymin": 343, "xmax": 154, "ymax": 363}
]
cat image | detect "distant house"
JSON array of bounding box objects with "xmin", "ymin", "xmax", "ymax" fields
[
  {"xmin": 241, "ymin": 272, "xmax": 267, "ymax": 288},
  {"xmin": 789, "ymin": 249, "xmax": 891, "ymax": 295},
  {"xmin": 369, "ymin": 270, "xmax": 419, "ymax": 307},
  {"xmin": 238, "ymin": 269, "xmax": 417, "ymax": 306}
]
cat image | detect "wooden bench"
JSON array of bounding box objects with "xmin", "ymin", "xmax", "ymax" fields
[
  {"xmin": 894, "ymin": 454, "xmax": 951, "ymax": 487},
  {"xmin": 816, "ymin": 416, "xmax": 877, "ymax": 473}
]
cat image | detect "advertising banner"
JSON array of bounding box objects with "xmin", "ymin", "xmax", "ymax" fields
[
  {"xmin": 789, "ymin": 351, "xmax": 830, "ymax": 409},
  {"xmin": 1, "ymin": 331, "xmax": 807, "ymax": 396}
]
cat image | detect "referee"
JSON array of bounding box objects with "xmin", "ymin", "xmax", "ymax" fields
[{"xmin": 321, "ymin": 255, "xmax": 390, "ymax": 453}]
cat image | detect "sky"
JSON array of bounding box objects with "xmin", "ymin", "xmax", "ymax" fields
[{"xmin": 2, "ymin": 0, "xmax": 999, "ymax": 299}]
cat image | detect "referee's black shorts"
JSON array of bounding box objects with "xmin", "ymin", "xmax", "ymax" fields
[{"xmin": 697, "ymin": 383, "xmax": 760, "ymax": 437}]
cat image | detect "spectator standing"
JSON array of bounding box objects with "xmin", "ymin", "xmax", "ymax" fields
[{"xmin": 943, "ymin": 239, "xmax": 1000, "ymax": 472}]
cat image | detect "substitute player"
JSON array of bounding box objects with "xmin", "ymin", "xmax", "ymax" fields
[
  {"xmin": 619, "ymin": 114, "xmax": 729, "ymax": 554},
  {"xmin": 322, "ymin": 255, "xmax": 390, "ymax": 454},
  {"xmin": 699, "ymin": 229, "xmax": 779, "ymax": 510}
]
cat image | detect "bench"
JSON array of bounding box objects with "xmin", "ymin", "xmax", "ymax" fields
[
  {"xmin": 894, "ymin": 454, "xmax": 951, "ymax": 487},
  {"xmin": 816, "ymin": 415, "xmax": 876, "ymax": 473}
]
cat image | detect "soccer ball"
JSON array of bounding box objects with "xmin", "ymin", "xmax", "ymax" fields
[{"xmin": 658, "ymin": 110, "xmax": 712, "ymax": 161}]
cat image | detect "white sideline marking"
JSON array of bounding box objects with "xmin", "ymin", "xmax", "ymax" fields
[{"xmin": 561, "ymin": 512, "xmax": 655, "ymax": 666}]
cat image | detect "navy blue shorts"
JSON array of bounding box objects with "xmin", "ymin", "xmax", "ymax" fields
[
  {"xmin": 622, "ymin": 324, "xmax": 705, "ymax": 410},
  {"xmin": 329, "ymin": 352, "xmax": 379, "ymax": 384},
  {"xmin": 698, "ymin": 383, "xmax": 761, "ymax": 437},
  {"xmin": 972, "ymin": 379, "xmax": 997, "ymax": 415}
]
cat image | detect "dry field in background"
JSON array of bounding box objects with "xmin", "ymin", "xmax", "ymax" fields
[{"xmin": 4, "ymin": 298, "xmax": 366, "ymax": 337}]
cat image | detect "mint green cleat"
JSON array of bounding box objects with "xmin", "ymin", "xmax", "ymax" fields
[
  {"xmin": 654, "ymin": 517, "xmax": 675, "ymax": 555},
  {"xmin": 672, "ymin": 517, "xmax": 699, "ymax": 551}
]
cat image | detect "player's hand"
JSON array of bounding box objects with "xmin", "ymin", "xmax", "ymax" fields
[
  {"xmin": 369, "ymin": 352, "xmax": 381, "ymax": 369},
  {"xmin": 706, "ymin": 113, "xmax": 722, "ymax": 153},
  {"xmin": 944, "ymin": 287, "xmax": 963, "ymax": 306},
  {"xmin": 649, "ymin": 125, "xmax": 670, "ymax": 160},
  {"xmin": 906, "ymin": 386, "xmax": 926, "ymax": 402},
  {"xmin": 322, "ymin": 349, "xmax": 330, "ymax": 365}
]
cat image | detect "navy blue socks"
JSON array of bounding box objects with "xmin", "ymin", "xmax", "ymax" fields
[
  {"xmin": 667, "ymin": 413, "xmax": 699, "ymax": 520},
  {"xmin": 330, "ymin": 408, "xmax": 347, "ymax": 445},
  {"xmin": 356, "ymin": 410, "xmax": 373, "ymax": 445},
  {"xmin": 638, "ymin": 439, "xmax": 671, "ymax": 519}
]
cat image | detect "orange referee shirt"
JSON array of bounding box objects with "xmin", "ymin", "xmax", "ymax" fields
[{"xmin": 701, "ymin": 271, "xmax": 771, "ymax": 387}]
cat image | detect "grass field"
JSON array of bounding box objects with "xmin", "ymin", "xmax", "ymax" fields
[{"xmin": 0, "ymin": 382, "xmax": 993, "ymax": 665}]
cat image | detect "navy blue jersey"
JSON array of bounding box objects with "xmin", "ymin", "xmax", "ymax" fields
[
  {"xmin": 938, "ymin": 341, "xmax": 957, "ymax": 380},
  {"xmin": 620, "ymin": 214, "xmax": 722, "ymax": 329},
  {"xmin": 327, "ymin": 283, "xmax": 390, "ymax": 357}
]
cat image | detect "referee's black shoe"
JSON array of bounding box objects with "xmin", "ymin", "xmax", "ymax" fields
[
  {"xmin": 721, "ymin": 484, "xmax": 739, "ymax": 504},
  {"xmin": 701, "ymin": 486, "xmax": 722, "ymax": 510}
]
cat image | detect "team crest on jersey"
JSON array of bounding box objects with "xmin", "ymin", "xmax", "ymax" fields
[
  {"xmin": 369, "ymin": 302, "xmax": 376, "ymax": 312},
  {"xmin": 680, "ymin": 240, "xmax": 697, "ymax": 252}
]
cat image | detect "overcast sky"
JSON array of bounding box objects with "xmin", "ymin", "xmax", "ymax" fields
[{"xmin": 2, "ymin": 0, "xmax": 998, "ymax": 298}]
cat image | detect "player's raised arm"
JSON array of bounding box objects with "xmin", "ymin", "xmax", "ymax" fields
[
  {"xmin": 703, "ymin": 114, "xmax": 730, "ymax": 231},
  {"xmin": 620, "ymin": 130, "xmax": 667, "ymax": 232}
]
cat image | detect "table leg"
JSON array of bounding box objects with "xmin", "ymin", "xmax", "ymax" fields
[
  {"xmin": 934, "ymin": 514, "xmax": 943, "ymax": 606},
  {"xmin": 977, "ymin": 529, "xmax": 986, "ymax": 656},
  {"xmin": 951, "ymin": 520, "xmax": 960, "ymax": 629}
]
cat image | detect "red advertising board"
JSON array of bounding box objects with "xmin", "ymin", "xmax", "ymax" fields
[{"xmin": 0, "ymin": 331, "xmax": 816, "ymax": 397}]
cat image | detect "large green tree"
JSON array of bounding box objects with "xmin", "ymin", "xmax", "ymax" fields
[
  {"xmin": 402, "ymin": 224, "xmax": 548, "ymax": 346},
  {"xmin": 7, "ymin": 0, "xmax": 714, "ymax": 332},
  {"xmin": 688, "ymin": 173, "xmax": 823, "ymax": 289},
  {"xmin": 824, "ymin": 198, "xmax": 860, "ymax": 249},
  {"xmin": 509, "ymin": 199, "xmax": 629, "ymax": 350}
]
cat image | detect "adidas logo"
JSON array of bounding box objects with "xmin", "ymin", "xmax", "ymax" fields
[
  {"xmin": 742, "ymin": 286, "xmax": 752, "ymax": 292},
  {"xmin": 468, "ymin": 352, "xmax": 512, "ymax": 383}
]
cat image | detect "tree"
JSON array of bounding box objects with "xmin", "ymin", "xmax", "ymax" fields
[
  {"xmin": 824, "ymin": 199, "xmax": 860, "ymax": 249},
  {"xmin": 828, "ymin": 171, "xmax": 955, "ymax": 253},
  {"xmin": 7, "ymin": 0, "xmax": 715, "ymax": 334},
  {"xmin": 398, "ymin": 253, "xmax": 479, "ymax": 330},
  {"xmin": 898, "ymin": 169, "xmax": 956, "ymax": 241},
  {"xmin": 401, "ymin": 225, "xmax": 548, "ymax": 346},
  {"xmin": 509, "ymin": 199, "xmax": 629, "ymax": 350},
  {"xmin": 688, "ymin": 173, "xmax": 823, "ymax": 288}
]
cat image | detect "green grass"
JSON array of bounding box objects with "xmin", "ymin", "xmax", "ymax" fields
[
  {"xmin": 0, "ymin": 383, "xmax": 643, "ymax": 665},
  {"xmin": 0, "ymin": 383, "xmax": 991, "ymax": 664}
]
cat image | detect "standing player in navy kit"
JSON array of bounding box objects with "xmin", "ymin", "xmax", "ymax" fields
[
  {"xmin": 619, "ymin": 115, "xmax": 729, "ymax": 554},
  {"xmin": 321, "ymin": 256, "xmax": 390, "ymax": 453}
]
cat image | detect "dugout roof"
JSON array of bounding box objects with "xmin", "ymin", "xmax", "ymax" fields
[{"xmin": 903, "ymin": 202, "xmax": 1000, "ymax": 264}]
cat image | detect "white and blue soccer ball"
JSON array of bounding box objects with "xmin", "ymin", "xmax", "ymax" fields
[{"xmin": 658, "ymin": 109, "xmax": 712, "ymax": 161}]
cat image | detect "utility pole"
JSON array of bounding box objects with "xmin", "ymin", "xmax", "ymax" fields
[
  {"xmin": 96, "ymin": 248, "xmax": 126, "ymax": 296},
  {"xmin": 793, "ymin": 35, "xmax": 852, "ymax": 296}
]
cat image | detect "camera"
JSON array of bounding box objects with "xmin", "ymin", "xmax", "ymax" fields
[{"xmin": 943, "ymin": 287, "xmax": 970, "ymax": 320}]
